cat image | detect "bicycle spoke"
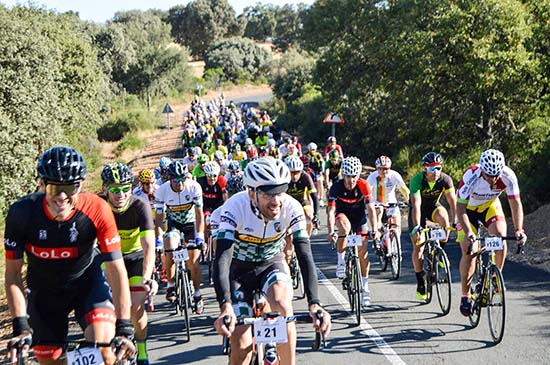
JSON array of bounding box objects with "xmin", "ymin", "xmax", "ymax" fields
[
  {"xmin": 435, "ymin": 249, "xmax": 452, "ymax": 315},
  {"xmin": 487, "ymin": 266, "xmax": 506, "ymax": 344}
]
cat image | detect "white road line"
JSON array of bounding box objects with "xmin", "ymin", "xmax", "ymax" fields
[{"xmin": 317, "ymin": 268, "xmax": 407, "ymax": 365}]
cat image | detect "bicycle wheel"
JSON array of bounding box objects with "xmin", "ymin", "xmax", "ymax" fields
[
  {"xmin": 487, "ymin": 265, "xmax": 506, "ymax": 344},
  {"xmin": 434, "ymin": 248, "xmax": 452, "ymax": 315},
  {"xmin": 175, "ymin": 267, "xmax": 183, "ymax": 315},
  {"xmin": 389, "ymin": 230, "xmax": 401, "ymax": 280},
  {"xmin": 181, "ymin": 270, "xmax": 191, "ymax": 342},
  {"xmin": 468, "ymin": 259, "xmax": 483, "ymax": 328},
  {"xmin": 373, "ymin": 239, "xmax": 386, "ymax": 270},
  {"xmin": 352, "ymin": 257, "xmax": 362, "ymax": 325},
  {"xmin": 292, "ymin": 255, "xmax": 305, "ymax": 300},
  {"xmin": 423, "ymin": 249, "xmax": 434, "ymax": 304}
]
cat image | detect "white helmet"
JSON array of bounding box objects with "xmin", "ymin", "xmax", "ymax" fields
[
  {"xmin": 203, "ymin": 161, "xmax": 221, "ymax": 176},
  {"xmin": 267, "ymin": 139, "xmax": 276, "ymax": 148},
  {"xmin": 285, "ymin": 155, "xmax": 304, "ymax": 172},
  {"xmin": 479, "ymin": 149, "xmax": 505, "ymax": 176},
  {"xmin": 341, "ymin": 156, "xmax": 362, "ymax": 176},
  {"xmin": 214, "ymin": 150, "xmax": 225, "ymax": 161},
  {"xmin": 307, "ymin": 142, "xmax": 317, "ymax": 151},
  {"xmin": 244, "ymin": 157, "xmax": 291, "ymax": 193},
  {"xmin": 375, "ymin": 155, "xmax": 392, "ymax": 168},
  {"xmin": 245, "ymin": 138, "xmax": 253, "ymax": 146}
]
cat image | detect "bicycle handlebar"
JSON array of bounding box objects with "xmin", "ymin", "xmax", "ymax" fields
[{"xmin": 467, "ymin": 235, "xmax": 522, "ymax": 255}]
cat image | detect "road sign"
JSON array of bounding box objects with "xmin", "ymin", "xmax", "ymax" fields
[
  {"xmin": 162, "ymin": 103, "xmax": 174, "ymax": 114},
  {"xmin": 323, "ymin": 112, "xmax": 345, "ymax": 124}
]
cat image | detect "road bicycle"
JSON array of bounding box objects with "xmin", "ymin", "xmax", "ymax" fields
[
  {"xmin": 467, "ymin": 222, "xmax": 522, "ymax": 344},
  {"xmin": 289, "ymin": 251, "xmax": 305, "ymax": 300},
  {"xmin": 171, "ymin": 245, "xmax": 194, "ymax": 342},
  {"xmin": 417, "ymin": 226, "xmax": 452, "ymax": 315},
  {"xmin": 372, "ymin": 202, "xmax": 407, "ymax": 280},
  {"xmin": 341, "ymin": 232, "xmax": 367, "ymax": 325}
]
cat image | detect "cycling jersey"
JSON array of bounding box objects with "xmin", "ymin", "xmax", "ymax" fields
[
  {"xmin": 456, "ymin": 164, "xmax": 520, "ymax": 210},
  {"xmin": 4, "ymin": 192, "xmax": 122, "ymax": 290},
  {"xmin": 210, "ymin": 205, "xmax": 223, "ymax": 237},
  {"xmin": 367, "ymin": 170, "xmax": 408, "ymax": 204},
  {"xmin": 102, "ymin": 195, "xmax": 155, "ymax": 255},
  {"xmin": 287, "ymin": 173, "xmax": 316, "ymax": 206},
  {"xmin": 306, "ymin": 151, "xmax": 324, "ymax": 173},
  {"xmin": 132, "ymin": 184, "xmax": 159, "ymax": 211},
  {"xmin": 192, "ymin": 164, "xmax": 206, "ymax": 178},
  {"xmin": 324, "ymin": 144, "xmax": 343, "ymax": 159},
  {"xmin": 216, "ymin": 191, "xmax": 307, "ymax": 262},
  {"xmin": 197, "ymin": 175, "xmax": 227, "ymax": 212},
  {"xmin": 182, "ymin": 156, "xmax": 198, "ymax": 171},
  {"xmin": 409, "ymin": 171, "xmax": 454, "ymax": 205},
  {"xmin": 328, "ymin": 178, "xmax": 373, "ymax": 214},
  {"xmin": 324, "ymin": 161, "xmax": 341, "ymax": 182},
  {"xmin": 154, "ymin": 179, "xmax": 202, "ymax": 225}
]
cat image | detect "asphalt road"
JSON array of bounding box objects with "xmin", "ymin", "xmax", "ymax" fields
[{"xmin": 145, "ymin": 210, "xmax": 550, "ymax": 364}]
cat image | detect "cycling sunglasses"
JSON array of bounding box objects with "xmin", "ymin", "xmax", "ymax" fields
[
  {"xmin": 206, "ymin": 174, "xmax": 218, "ymax": 179},
  {"xmin": 426, "ymin": 166, "xmax": 442, "ymax": 172},
  {"xmin": 171, "ymin": 177, "xmax": 185, "ymax": 183},
  {"xmin": 45, "ymin": 181, "xmax": 81, "ymax": 197},
  {"xmin": 108, "ymin": 185, "xmax": 132, "ymax": 194}
]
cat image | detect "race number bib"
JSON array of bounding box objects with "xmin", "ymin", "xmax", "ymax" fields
[
  {"xmin": 173, "ymin": 248, "xmax": 189, "ymax": 262},
  {"xmin": 485, "ymin": 237, "xmax": 504, "ymax": 251},
  {"xmin": 429, "ymin": 229, "xmax": 446, "ymax": 241},
  {"xmin": 255, "ymin": 316, "xmax": 288, "ymax": 344},
  {"xmin": 66, "ymin": 347, "xmax": 104, "ymax": 365},
  {"xmin": 347, "ymin": 234, "xmax": 362, "ymax": 247}
]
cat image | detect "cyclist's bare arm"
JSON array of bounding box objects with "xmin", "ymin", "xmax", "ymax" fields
[
  {"xmin": 140, "ymin": 233, "xmax": 157, "ymax": 292},
  {"xmin": 327, "ymin": 205, "xmax": 336, "ymax": 239},
  {"xmin": 456, "ymin": 201, "xmax": 474, "ymax": 239},
  {"xmin": 508, "ymin": 197, "xmax": 524, "ymax": 233},
  {"xmin": 5, "ymin": 259, "xmax": 26, "ymax": 318},
  {"xmin": 365, "ymin": 203, "xmax": 379, "ymax": 238},
  {"xmin": 444, "ymin": 187, "xmax": 458, "ymax": 224},
  {"xmin": 104, "ymin": 259, "xmax": 132, "ymax": 319},
  {"xmin": 194, "ymin": 206, "xmax": 205, "ymax": 236}
]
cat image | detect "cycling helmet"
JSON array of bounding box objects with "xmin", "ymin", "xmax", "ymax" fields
[
  {"xmin": 101, "ymin": 162, "xmax": 133, "ymax": 185},
  {"xmin": 267, "ymin": 139, "xmax": 276, "ymax": 148},
  {"xmin": 375, "ymin": 155, "xmax": 392, "ymax": 168},
  {"xmin": 203, "ymin": 161, "xmax": 221, "ymax": 176},
  {"xmin": 198, "ymin": 154, "xmax": 210, "ymax": 164},
  {"xmin": 307, "ymin": 142, "xmax": 317, "ymax": 151},
  {"xmin": 244, "ymin": 157, "xmax": 291, "ymax": 193},
  {"xmin": 187, "ymin": 147, "xmax": 197, "ymax": 156},
  {"xmin": 283, "ymin": 136, "xmax": 292, "ymax": 144},
  {"xmin": 226, "ymin": 175, "xmax": 245, "ymax": 195},
  {"xmin": 341, "ymin": 156, "xmax": 362, "ymax": 176},
  {"xmin": 195, "ymin": 146, "xmax": 203, "ymax": 155},
  {"xmin": 245, "ymin": 138, "xmax": 253, "ymax": 146},
  {"xmin": 138, "ymin": 169, "xmax": 156, "ymax": 183},
  {"xmin": 258, "ymin": 147, "xmax": 268, "ymax": 156},
  {"xmin": 214, "ymin": 150, "xmax": 225, "ymax": 161},
  {"xmin": 227, "ymin": 161, "xmax": 241, "ymax": 173},
  {"xmin": 421, "ymin": 152, "xmax": 443, "ymax": 166},
  {"xmin": 37, "ymin": 146, "xmax": 87, "ymax": 183},
  {"xmin": 159, "ymin": 157, "xmax": 173, "ymax": 169},
  {"xmin": 327, "ymin": 136, "xmax": 336, "ymax": 143},
  {"xmin": 479, "ymin": 149, "xmax": 505, "ymax": 176},
  {"xmin": 328, "ymin": 149, "xmax": 340, "ymax": 161},
  {"xmin": 285, "ymin": 155, "xmax": 304, "ymax": 172},
  {"xmin": 232, "ymin": 143, "xmax": 242, "ymax": 152},
  {"xmin": 167, "ymin": 160, "xmax": 188, "ymax": 177},
  {"xmin": 246, "ymin": 147, "xmax": 258, "ymax": 159}
]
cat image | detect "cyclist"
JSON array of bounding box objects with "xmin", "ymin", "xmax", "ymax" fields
[
  {"xmin": 192, "ymin": 154, "xmax": 210, "ymax": 179},
  {"xmin": 456, "ymin": 149, "xmax": 527, "ymax": 316},
  {"xmin": 155, "ymin": 156, "xmax": 173, "ymax": 184},
  {"xmin": 324, "ymin": 136, "xmax": 343, "ymax": 160},
  {"xmin": 4, "ymin": 146, "xmax": 135, "ymax": 365},
  {"xmin": 409, "ymin": 152, "xmax": 457, "ymax": 300},
  {"xmin": 154, "ymin": 160, "xmax": 206, "ymax": 314},
  {"xmin": 306, "ymin": 142, "xmax": 326, "ymax": 207},
  {"xmin": 224, "ymin": 160, "xmax": 242, "ymax": 181},
  {"xmin": 213, "ymin": 158, "xmax": 331, "ymax": 365},
  {"xmin": 327, "ymin": 156, "xmax": 380, "ymax": 306},
  {"xmin": 367, "ymin": 156, "xmax": 409, "ymax": 236},
  {"xmin": 182, "ymin": 147, "xmax": 199, "ymax": 172},
  {"xmin": 100, "ymin": 163, "xmax": 157, "ymax": 365},
  {"xmin": 323, "ymin": 150, "xmax": 342, "ymax": 197}
]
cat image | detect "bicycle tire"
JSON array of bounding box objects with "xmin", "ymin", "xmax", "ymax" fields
[
  {"xmin": 434, "ymin": 248, "xmax": 452, "ymax": 315},
  {"xmin": 182, "ymin": 270, "xmax": 191, "ymax": 342},
  {"xmin": 423, "ymin": 247, "xmax": 434, "ymax": 304},
  {"xmin": 373, "ymin": 239, "xmax": 386, "ymax": 270},
  {"xmin": 487, "ymin": 265, "xmax": 506, "ymax": 344},
  {"xmin": 389, "ymin": 230, "xmax": 401, "ymax": 280},
  {"xmin": 175, "ymin": 266, "xmax": 183, "ymax": 315},
  {"xmin": 352, "ymin": 256, "xmax": 362, "ymax": 325},
  {"xmin": 345, "ymin": 252, "xmax": 355, "ymax": 313},
  {"xmin": 468, "ymin": 258, "xmax": 483, "ymax": 328},
  {"xmin": 294, "ymin": 261, "xmax": 305, "ymax": 300}
]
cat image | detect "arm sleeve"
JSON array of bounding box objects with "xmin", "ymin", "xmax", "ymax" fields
[
  {"xmin": 213, "ymin": 235, "xmax": 234, "ymax": 306},
  {"xmin": 292, "ymin": 233, "xmax": 321, "ymax": 306}
]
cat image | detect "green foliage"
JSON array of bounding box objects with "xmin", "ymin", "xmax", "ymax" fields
[
  {"xmin": 242, "ymin": 4, "xmax": 277, "ymax": 41},
  {"xmin": 166, "ymin": 0, "xmax": 245, "ymax": 58},
  {"xmin": 204, "ymin": 37, "xmax": 272, "ymax": 82},
  {"xmin": 115, "ymin": 131, "xmax": 147, "ymax": 157}
]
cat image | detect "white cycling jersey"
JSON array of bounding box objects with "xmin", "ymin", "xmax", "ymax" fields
[
  {"xmin": 132, "ymin": 184, "xmax": 159, "ymax": 210},
  {"xmin": 367, "ymin": 169, "xmax": 408, "ymax": 204},
  {"xmin": 154, "ymin": 179, "xmax": 203, "ymax": 225},
  {"xmin": 217, "ymin": 191, "xmax": 307, "ymax": 262},
  {"xmin": 182, "ymin": 155, "xmax": 198, "ymax": 171},
  {"xmin": 456, "ymin": 164, "xmax": 520, "ymax": 209},
  {"xmin": 210, "ymin": 204, "xmax": 223, "ymax": 237}
]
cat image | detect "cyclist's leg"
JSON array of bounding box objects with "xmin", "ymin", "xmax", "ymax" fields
[
  {"xmin": 485, "ymin": 201, "xmax": 508, "ymax": 270},
  {"xmin": 458, "ymin": 209, "xmax": 481, "ymax": 297},
  {"xmin": 283, "ymin": 234, "xmax": 293, "ymax": 266},
  {"xmin": 411, "ymin": 206, "xmax": 430, "ymax": 299},
  {"xmin": 183, "ymin": 224, "xmax": 202, "ymax": 294},
  {"xmin": 335, "ymin": 213, "xmax": 351, "ymax": 277},
  {"xmin": 355, "ymin": 217, "xmax": 371, "ymax": 302},
  {"xmin": 127, "ymin": 256, "xmax": 149, "ymax": 363},
  {"xmin": 262, "ymin": 265, "xmax": 295, "ymax": 365},
  {"xmin": 387, "ymin": 206, "xmax": 401, "ymax": 235},
  {"xmin": 432, "ymin": 204, "xmax": 451, "ymax": 245},
  {"xmin": 317, "ymin": 175, "xmax": 325, "ymax": 205},
  {"xmin": 303, "ymin": 204, "xmax": 314, "ymax": 237},
  {"xmin": 163, "ymin": 226, "xmax": 180, "ymax": 301}
]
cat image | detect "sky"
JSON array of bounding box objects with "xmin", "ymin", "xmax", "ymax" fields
[{"xmin": 1, "ymin": 0, "xmax": 315, "ymax": 22}]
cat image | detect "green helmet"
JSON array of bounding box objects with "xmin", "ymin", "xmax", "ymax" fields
[{"xmin": 198, "ymin": 154, "xmax": 210, "ymax": 164}]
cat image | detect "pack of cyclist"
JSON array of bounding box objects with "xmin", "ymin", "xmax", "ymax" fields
[{"xmin": 3, "ymin": 93, "xmax": 528, "ymax": 364}]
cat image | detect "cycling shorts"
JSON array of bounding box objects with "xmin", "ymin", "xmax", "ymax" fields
[
  {"xmin": 408, "ymin": 201, "xmax": 444, "ymax": 228},
  {"xmin": 457, "ymin": 202, "xmax": 505, "ymax": 241},
  {"xmin": 336, "ymin": 211, "xmax": 369, "ymax": 234},
  {"xmin": 165, "ymin": 220, "xmax": 197, "ymax": 247},
  {"xmin": 229, "ymin": 254, "xmax": 291, "ymax": 317},
  {"xmin": 29, "ymin": 257, "xmax": 115, "ymax": 359},
  {"xmin": 123, "ymin": 252, "xmax": 145, "ymax": 292}
]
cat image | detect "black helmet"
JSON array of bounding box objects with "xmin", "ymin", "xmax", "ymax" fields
[
  {"xmin": 167, "ymin": 160, "xmax": 188, "ymax": 177},
  {"xmin": 37, "ymin": 146, "xmax": 87, "ymax": 183},
  {"xmin": 422, "ymin": 152, "xmax": 443, "ymax": 166},
  {"xmin": 226, "ymin": 175, "xmax": 245, "ymax": 195},
  {"xmin": 101, "ymin": 162, "xmax": 133, "ymax": 185}
]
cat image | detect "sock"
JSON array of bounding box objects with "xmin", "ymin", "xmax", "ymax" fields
[
  {"xmin": 167, "ymin": 282, "xmax": 174, "ymax": 288},
  {"xmin": 362, "ymin": 277, "xmax": 369, "ymax": 292},
  {"xmin": 137, "ymin": 340, "xmax": 148, "ymax": 360},
  {"xmin": 194, "ymin": 289, "xmax": 201, "ymax": 298},
  {"xmin": 415, "ymin": 271, "xmax": 425, "ymax": 285},
  {"xmin": 337, "ymin": 252, "xmax": 345, "ymax": 265}
]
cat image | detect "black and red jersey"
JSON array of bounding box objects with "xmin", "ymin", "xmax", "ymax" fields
[
  {"xmin": 328, "ymin": 178, "xmax": 373, "ymax": 214},
  {"xmin": 4, "ymin": 192, "xmax": 122, "ymax": 290},
  {"xmin": 197, "ymin": 175, "xmax": 227, "ymax": 211}
]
